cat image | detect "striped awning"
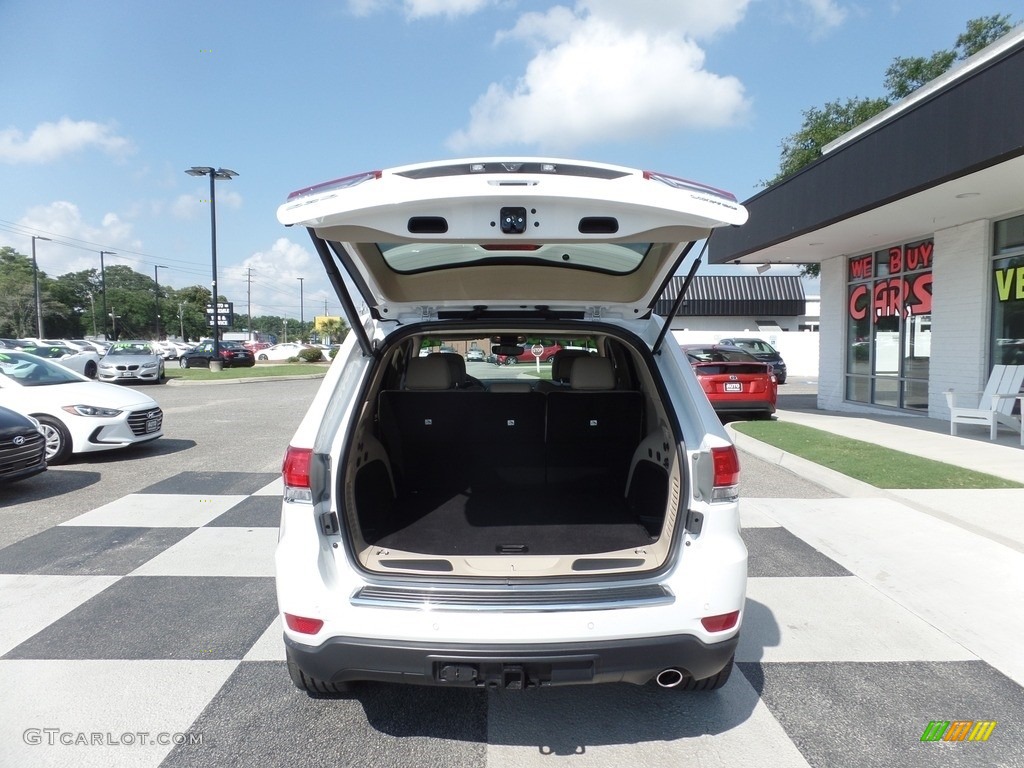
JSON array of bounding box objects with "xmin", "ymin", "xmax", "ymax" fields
[{"xmin": 654, "ymin": 275, "xmax": 806, "ymax": 317}]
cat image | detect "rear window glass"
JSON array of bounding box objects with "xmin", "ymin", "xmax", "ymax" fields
[{"xmin": 376, "ymin": 242, "xmax": 650, "ymax": 275}]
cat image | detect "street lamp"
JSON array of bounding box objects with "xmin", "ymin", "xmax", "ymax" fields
[
  {"xmin": 185, "ymin": 166, "xmax": 238, "ymax": 362},
  {"xmin": 297, "ymin": 277, "xmax": 304, "ymax": 342},
  {"xmin": 99, "ymin": 250, "xmax": 116, "ymax": 340},
  {"xmin": 31, "ymin": 236, "xmax": 51, "ymax": 338},
  {"xmin": 154, "ymin": 265, "xmax": 168, "ymax": 340}
]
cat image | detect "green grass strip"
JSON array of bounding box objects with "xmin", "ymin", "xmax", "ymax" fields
[
  {"xmin": 163, "ymin": 363, "xmax": 327, "ymax": 382},
  {"xmin": 732, "ymin": 420, "xmax": 1023, "ymax": 489}
]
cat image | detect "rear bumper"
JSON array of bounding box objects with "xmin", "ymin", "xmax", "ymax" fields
[{"xmin": 284, "ymin": 631, "xmax": 738, "ymax": 688}]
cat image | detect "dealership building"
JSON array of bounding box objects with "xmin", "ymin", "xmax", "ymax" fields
[{"xmin": 711, "ymin": 26, "xmax": 1024, "ymax": 417}]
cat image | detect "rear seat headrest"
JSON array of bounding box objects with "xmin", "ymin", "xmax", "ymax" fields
[
  {"xmin": 432, "ymin": 352, "xmax": 467, "ymax": 386},
  {"xmin": 570, "ymin": 356, "xmax": 615, "ymax": 390},
  {"xmin": 550, "ymin": 349, "xmax": 594, "ymax": 383},
  {"xmin": 405, "ymin": 355, "xmax": 452, "ymax": 390}
]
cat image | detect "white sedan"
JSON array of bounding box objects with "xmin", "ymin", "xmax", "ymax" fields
[
  {"xmin": 18, "ymin": 343, "xmax": 101, "ymax": 379},
  {"xmin": 254, "ymin": 342, "xmax": 317, "ymax": 361},
  {"xmin": 0, "ymin": 350, "xmax": 163, "ymax": 464}
]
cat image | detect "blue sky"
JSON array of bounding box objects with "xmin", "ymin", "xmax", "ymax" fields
[{"xmin": 1, "ymin": 0, "xmax": 1018, "ymax": 322}]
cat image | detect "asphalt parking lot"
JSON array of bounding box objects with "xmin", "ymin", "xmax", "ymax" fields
[{"xmin": 1, "ymin": 375, "xmax": 1021, "ymax": 768}]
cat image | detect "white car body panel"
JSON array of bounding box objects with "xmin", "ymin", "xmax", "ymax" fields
[
  {"xmin": 0, "ymin": 355, "xmax": 163, "ymax": 457},
  {"xmin": 274, "ymin": 158, "xmax": 748, "ymax": 691}
]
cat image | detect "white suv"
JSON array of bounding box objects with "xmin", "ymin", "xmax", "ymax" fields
[{"xmin": 275, "ymin": 158, "xmax": 748, "ymax": 693}]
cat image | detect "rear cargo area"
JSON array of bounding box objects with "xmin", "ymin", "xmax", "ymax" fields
[{"xmin": 344, "ymin": 335, "xmax": 680, "ymax": 573}]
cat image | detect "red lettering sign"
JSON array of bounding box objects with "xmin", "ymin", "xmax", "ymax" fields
[
  {"xmin": 889, "ymin": 247, "xmax": 902, "ymax": 274},
  {"xmin": 905, "ymin": 241, "xmax": 933, "ymax": 271},
  {"xmin": 866, "ymin": 275, "xmax": 933, "ymax": 318},
  {"xmin": 849, "ymin": 285, "xmax": 868, "ymax": 320},
  {"xmin": 849, "ymin": 255, "xmax": 873, "ymax": 280}
]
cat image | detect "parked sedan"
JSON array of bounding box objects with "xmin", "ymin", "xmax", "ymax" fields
[
  {"xmin": 0, "ymin": 350, "xmax": 163, "ymax": 464},
  {"xmin": 179, "ymin": 340, "xmax": 256, "ymax": 368},
  {"xmin": 98, "ymin": 340, "xmax": 165, "ymax": 384},
  {"xmin": 19, "ymin": 344, "xmax": 100, "ymax": 379},
  {"xmin": 254, "ymin": 342, "xmax": 315, "ymax": 361},
  {"xmin": 717, "ymin": 337, "xmax": 787, "ymax": 384},
  {"xmin": 682, "ymin": 344, "xmax": 777, "ymax": 419},
  {"xmin": 0, "ymin": 405, "xmax": 47, "ymax": 484},
  {"xmin": 496, "ymin": 342, "xmax": 562, "ymax": 365}
]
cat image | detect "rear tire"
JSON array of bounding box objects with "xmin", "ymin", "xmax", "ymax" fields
[
  {"xmin": 286, "ymin": 649, "xmax": 353, "ymax": 696},
  {"xmin": 676, "ymin": 655, "xmax": 734, "ymax": 691},
  {"xmin": 180, "ymin": 357, "xmax": 190, "ymax": 369},
  {"xmin": 84, "ymin": 360, "xmax": 98, "ymax": 379},
  {"xmin": 36, "ymin": 415, "xmax": 73, "ymax": 465}
]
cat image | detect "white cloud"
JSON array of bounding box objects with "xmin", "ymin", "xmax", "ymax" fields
[
  {"xmin": 0, "ymin": 117, "xmax": 134, "ymax": 164},
  {"xmin": 448, "ymin": 10, "xmax": 749, "ymax": 153},
  {"xmin": 221, "ymin": 238, "xmax": 334, "ymax": 319},
  {"xmin": 798, "ymin": 0, "xmax": 848, "ymax": 30},
  {"xmin": 14, "ymin": 202, "xmax": 143, "ymax": 276},
  {"xmin": 346, "ymin": 0, "xmax": 491, "ymax": 18}
]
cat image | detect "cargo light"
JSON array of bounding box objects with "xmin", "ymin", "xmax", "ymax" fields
[
  {"xmin": 701, "ymin": 610, "xmax": 740, "ymax": 632},
  {"xmin": 711, "ymin": 445, "xmax": 740, "ymax": 502},
  {"xmin": 283, "ymin": 445, "xmax": 313, "ymax": 502},
  {"xmin": 284, "ymin": 613, "xmax": 324, "ymax": 635}
]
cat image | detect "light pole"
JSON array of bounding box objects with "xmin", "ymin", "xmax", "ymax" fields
[
  {"xmin": 297, "ymin": 277, "xmax": 304, "ymax": 342},
  {"xmin": 99, "ymin": 250, "xmax": 116, "ymax": 340},
  {"xmin": 185, "ymin": 166, "xmax": 238, "ymax": 363},
  {"xmin": 31, "ymin": 236, "xmax": 51, "ymax": 338},
  {"xmin": 154, "ymin": 265, "xmax": 167, "ymax": 340}
]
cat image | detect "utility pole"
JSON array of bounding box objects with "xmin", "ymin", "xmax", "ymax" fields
[
  {"xmin": 178, "ymin": 302, "xmax": 185, "ymax": 340},
  {"xmin": 154, "ymin": 265, "xmax": 167, "ymax": 340},
  {"xmin": 297, "ymin": 277, "xmax": 304, "ymax": 342},
  {"xmin": 246, "ymin": 267, "xmax": 253, "ymax": 341},
  {"xmin": 31, "ymin": 235, "xmax": 51, "ymax": 339},
  {"xmin": 99, "ymin": 250, "xmax": 116, "ymax": 340}
]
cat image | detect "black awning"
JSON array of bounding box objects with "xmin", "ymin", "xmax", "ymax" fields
[{"xmin": 655, "ymin": 275, "xmax": 806, "ymax": 317}]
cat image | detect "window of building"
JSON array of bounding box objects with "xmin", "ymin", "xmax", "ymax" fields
[
  {"xmin": 845, "ymin": 239, "xmax": 933, "ymax": 409},
  {"xmin": 991, "ymin": 214, "xmax": 1024, "ymax": 366}
]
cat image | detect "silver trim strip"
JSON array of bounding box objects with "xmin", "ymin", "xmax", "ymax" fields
[{"xmin": 350, "ymin": 584, "xmax": 674, "ymax": 612}]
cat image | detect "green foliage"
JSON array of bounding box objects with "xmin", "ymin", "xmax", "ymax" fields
[
  {"xmin": 766, "ymin": 96, "xmax": 891, "ymax": 186},
  {"xmin": 732, "ymin": 421, "xmax": 1023, "ymax": 489},
  {"xmin": 297, "ymin": 347, "xmax": 324, "ymax": 363},
  {"xmin": 769, "ymin": 15, "xmax": 1015, "ymax": 187},
  {"xmin": 884, "ymin": 14, "xmax": 1013, "ymax": 99}
]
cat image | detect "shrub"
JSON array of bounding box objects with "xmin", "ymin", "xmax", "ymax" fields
[{"xmin": 298, "ymin": 347, "xmax": 324, "ymax": 363}]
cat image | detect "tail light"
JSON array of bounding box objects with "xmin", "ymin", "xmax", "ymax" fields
[
  {"xmin": 284, "ymin": 613, "xmax": 323, "ymax": 635},
  {"xmin": 701, "ymin": 610, "xmax": 740, "ymax": 632},
  {"xmin": 283, "ymin": 446, "xmax": 312, "ymax": 502},
  {"xmin": 711, "ymin": 445, "xmax": 740, "ymax": 502}
]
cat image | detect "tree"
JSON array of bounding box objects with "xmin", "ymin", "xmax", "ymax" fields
[
  {"xmin": 0, "ymin": 247, "xmax": 36, "ymax": 337},
  {"xmin": 767, "ymin": 96, "xmax": 891, "ymax": 186},
  {"xmin": 884, "ymin": 14, "xmax": 1013, "ymax": 99}
]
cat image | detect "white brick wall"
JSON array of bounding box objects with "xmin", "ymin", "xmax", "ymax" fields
[
  {"xmin": 818, "ymin": 256, "xmax": 848, "ymax": 410},
  {"xmin": 930, "ymin": 220, "xmax": 991, "ymax": 417}
]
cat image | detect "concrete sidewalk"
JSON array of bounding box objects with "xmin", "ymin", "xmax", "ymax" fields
[
  {"xmin": 729, "ymin": 404, "xmax": 1024, "ymax": 553},
  {"xmin": 729, "ymin": 401, "xmax": 1024, "ymax": 688}
]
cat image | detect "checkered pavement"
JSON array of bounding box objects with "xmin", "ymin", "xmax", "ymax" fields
[{"xmin": 1, "ymin": 471, "xmax": 1021, "ymax": 768}]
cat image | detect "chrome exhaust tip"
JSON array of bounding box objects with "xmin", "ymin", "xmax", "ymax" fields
[{"xmin": 655, "ymin": 668, "xmax": 685, "ymax": 688}]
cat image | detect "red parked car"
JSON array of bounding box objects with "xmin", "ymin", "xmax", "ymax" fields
[
  {"xmin": 681, "ymin": 344, "xmax": 777, "ymax": 419},
  {"xmin": 496, "ymin": 342, "xmax": 562, "ymax": 365}
]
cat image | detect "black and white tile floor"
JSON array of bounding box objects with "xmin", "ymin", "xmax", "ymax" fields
[{"xmin": 1, "ymin": 472, "xmax": 1021, "ymax": 768}]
